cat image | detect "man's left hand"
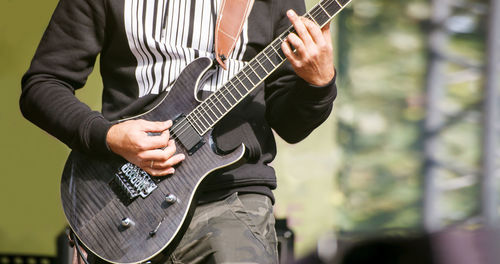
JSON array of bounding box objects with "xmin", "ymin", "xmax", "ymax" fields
[{"xmin": 281, "ymin": 9, "xmax": 335, "ymax": 87}]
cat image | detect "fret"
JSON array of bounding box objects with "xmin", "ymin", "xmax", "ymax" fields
[
  {"xmin": 223, "ymin": 85, "xmax": 239, "ymax": 104},
  {"xmin": 270, "ymin": 42, "xmax": 285, "ymax": 61},
  {"xmin": 228, "ymin": 80, "xmax": 244, "ymax": 97},
  {"xmin": 192, "ymin": 111, "xmax": 210, "ymax": 131},
  {"xmin": 318, "ymin": 1, "xmax": 329, "ymax": 15},
  {"xmin": 254, "ymin": 58, "xmax": 270, "ymax": 75},
  {"xmin": 263, "ymin": 52, "xmax": 277, "ymax": 67},
  {"xmin": 333, "ymin": 0, "xmax": 342, "ymax": 9},
  {"xmin": 187, "ymin": 110, "xmax": 203, "ymax": 132},
  {"xmin": 236, "ymin": 73, "xmax": 254, "ymax": 91},
  {"xmin": 200, "ymin": 104, "xmax": 217, "ymax": 123},
  {"xmin": 264, "ymin": 47, "xmax": 283, "ymax": 67},
  {"xmin": 245, "ymin": 67, "xmax": 261, "ymax": 85},
  {"xmin": 304, "ymin": 13, "xmax": 319, "ymax": 26},
  {"xmin": 209, "ymin": 97, "xmax": 224, "ymax": 116},
  {"xmin": 337, "ymin": 0, "xmax": 351, "ymax": 7},
  {"xmin": 320, "ymin": 0, "xmax": 342, "ymax": 18},
  {"xmin": 250, "ymin": 60, "xmax": 268, "ymax": 79},
  {"xmin": 310, "ymin": 5, "xmax": 331, "ymax": 26},
  {"xmin": 185, "ymin": 115, "xmax": 204, "ymax": 135},
  {"xmin": 219, "ymin": 88, "xmax": 233, "ymax": 110},
  {"xmin": 213, "ymin": 99, "xmax": 227, "ymax": 116},
  {"xmin": 257, "ymin": 54, "xmax": 274, "ymax": 74},
  {"xmin": 241, "ymin": 69, "xmax": 256, "ymax": 86},
  {"xmin": 231, "ymin": 79, "xmax": 247, "ymax": 99}
]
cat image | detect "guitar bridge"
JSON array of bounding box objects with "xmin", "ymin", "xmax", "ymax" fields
[{"xmin": 112, "ymin": 163, "xmax": 158, "ymax": 200}]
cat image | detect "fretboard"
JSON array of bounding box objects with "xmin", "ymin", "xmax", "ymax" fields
[{"xmin": 186, "ymin": 0, "xmax": 352, "ymax": 135}]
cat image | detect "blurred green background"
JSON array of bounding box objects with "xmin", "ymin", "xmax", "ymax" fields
[{"xmin": 0, "ymin": 0, "xmax": 490, "ymax": 259}]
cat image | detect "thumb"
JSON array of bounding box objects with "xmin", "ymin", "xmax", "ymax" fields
[{"xmin": 141, "ymin": 120, "xmax": 173, "ymax": 132}]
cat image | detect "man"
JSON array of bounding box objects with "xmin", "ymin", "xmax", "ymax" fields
[{"xmin": 21, "ymin": 0, "xmax": 336, "ymax": 263}]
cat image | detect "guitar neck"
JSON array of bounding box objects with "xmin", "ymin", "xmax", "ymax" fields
[{"xmin": 185, "ymin": 0, "xmax": 352, "ymax": 135}]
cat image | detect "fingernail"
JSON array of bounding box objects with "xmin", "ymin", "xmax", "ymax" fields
[
  {"xmin": 287, "ymin": 10, "xmax": 295, "ymax": 17},
  {"xmin": 168, "ymin": 168, "xmax": 175, "ymax": 174},
  {"xmin": 166, "ymin": 120, "xmax": 173, "ymax": 127},
  {"xmin": 179, "ymin": 154, "xmax": 185, "ymax": 160}
]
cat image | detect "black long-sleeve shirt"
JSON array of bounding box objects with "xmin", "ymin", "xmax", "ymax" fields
[{"xmin": 21, "ymin": 0, "xmax": 337, "ymax": 202}]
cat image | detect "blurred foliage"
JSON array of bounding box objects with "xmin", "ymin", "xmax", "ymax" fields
[
  {"xmin": 333, "ymin": 0, "xmax": 489, "ymax": 234},
  {"xmin": 334, "ymin": 0, "xmax": 428, "ymax": 232}
]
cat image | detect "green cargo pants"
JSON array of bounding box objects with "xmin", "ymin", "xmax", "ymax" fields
[{"xmin": 166, "ymin": 192, "xmax": 279, "ymax": 264}]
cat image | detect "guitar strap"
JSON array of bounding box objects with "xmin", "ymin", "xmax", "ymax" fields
[{"xmin": 215, "ymin": 0, "xmax": 254, "ymax": 69}]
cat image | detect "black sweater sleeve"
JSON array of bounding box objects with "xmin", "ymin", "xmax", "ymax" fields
[
  {"xmin": 264, "ymin": 0, "xmax": 337, "ymax": 144},
  {"xmin": 20, "ymin": 0, "xmax": 112, "ymax": 155}
]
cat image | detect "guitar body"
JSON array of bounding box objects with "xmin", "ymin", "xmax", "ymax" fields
[
  {"xmin": 60, "ymin": 0, "xmax": 352, "ymax": 261},
  {"xmin": 61, "ymin": 57, "xmax": 245, "ymax": 263}
]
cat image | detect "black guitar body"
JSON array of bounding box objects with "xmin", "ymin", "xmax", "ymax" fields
[
  {"xmin": 61, "ymin": 57, "xmax": 245, "ymax": 263},
  {"xmin": 60, "ymin": 0, "xmax": 352, "ymax": 261}
]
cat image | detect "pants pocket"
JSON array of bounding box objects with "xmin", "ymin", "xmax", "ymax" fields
[{"xmin": 224, "ymin": 193, "xmax": 278, "ymax": 258}]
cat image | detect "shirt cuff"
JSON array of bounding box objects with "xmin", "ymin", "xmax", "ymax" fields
[
  {"xmin": 290, "ymin": 70, "xmax": 337, "ymax": 103},
  {"xmin": 83, "ymin": 113, "xmax": 113, "ymax": 156}
]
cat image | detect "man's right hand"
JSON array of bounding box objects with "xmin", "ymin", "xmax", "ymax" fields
[{"xmin": 106, "ymin": 119, "xmax": 185, "ymax": 176}]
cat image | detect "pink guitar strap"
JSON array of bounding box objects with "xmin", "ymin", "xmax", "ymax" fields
[{"xmin": 215, "ymin": 0, "xmax": 254, "ymax": 69}]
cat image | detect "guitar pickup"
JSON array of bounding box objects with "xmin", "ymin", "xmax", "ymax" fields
[{"xmin": 172, "ymin": 115, "xmax": 204, "ymax": 155}]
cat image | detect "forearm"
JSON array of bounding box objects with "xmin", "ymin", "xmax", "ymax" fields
[
  {"xmin": 20, "ymin": 0, "xmax": 109, "ymax": 154},
  {"xmin": 265, "ymin": 74, "xmax": 337, "ymax": 143},
  {"xmin": 20, "ymin": 74, "xmax": 112, "ymax": 155}
]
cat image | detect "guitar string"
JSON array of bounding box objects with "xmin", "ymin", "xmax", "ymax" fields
[
  {"xmin": 167, "ymin": 0, "xmax": 341, "ymax": 143},
  {"xmin": 166, "ymin": 0, "xmax": 342, "ymax": 143},
  {"xmin": 184, "ymin": 0, "xmax": 341, "ymax": 135},
  {"xmin": 178, "ymin": 0, "xmax": 340, "ymax": 136},
  {"xmin": 184, "ymin": 0, "xmax": 341, "ymax": 134},
  {"xmin": 170, "ymin": 0, "xmax": 341, "ymax": 139}
]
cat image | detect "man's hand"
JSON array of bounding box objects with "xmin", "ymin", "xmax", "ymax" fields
[
  {"xmin": 281, "ymin": 9, "xmax": 335, "ymax": 86},
  {"xmin": 106, "ymin": 119, "xmax": 185, "ymax": 176}
]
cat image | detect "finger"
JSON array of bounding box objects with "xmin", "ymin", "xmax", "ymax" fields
[
  {"xmin": 146, "ymin": 167, "xmax": 176, "ymax": 177},
  {"xmin": 140, "ymin": 130, "xmax": 170, "ymax": 150},
  {"xmin": 140, "ymin": 120, "xmax": 173, "ymax": 132},
  {"xmin": 286, "ymin": 33, "xmax": 307, "ymax": 59},
  {"xmin": 287, "ymin": 10, "xmax": 313, "ymax": 47},
  {"xmin": 281, "ymin": 39, "xmax": 299, "ymax": 64},
  {"xmin": 302, "ymin": 17, "xmax": 325, "ymax": 47},
  {"xmin": 155, "ymin": 153, "xmax": 186, "ymax": 169},
  {"xmin": 322, "ymin": 23, "xmax": 332, "ymax": 44},
  {"xmin": 139, "ymin": 140, "xmax": 177, "ymax": 162}
]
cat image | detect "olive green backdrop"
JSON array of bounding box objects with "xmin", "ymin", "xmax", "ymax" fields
[
  {"xmin": 0, "ymin": 0, "xmax": 105, "ymax": 255},
  {"xmin": 0, "ymin": 0, "xmax": 338, "ymax": 256}
]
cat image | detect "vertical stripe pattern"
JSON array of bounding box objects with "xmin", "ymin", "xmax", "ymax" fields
[{"xmin": 124, "ymin": 0, "xmax": 249, "ymax": 97}]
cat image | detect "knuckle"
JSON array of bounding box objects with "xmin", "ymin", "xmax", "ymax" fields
[
  {"xmin": 159, "ymin": 153, "xmax": 170, "ymax": 162},
  {"xmin": 319, "ymin": 42, "xmax": 329, "ymax": 52},
  {"xmin": 309, "ymin": 49, "xmax": 318, "ymax": 58},
  {"xmin": 156, "ymin": 161, "xmax": 168, "ymax": 169},
  {"xmin": 136, "ymin": 142, "xmax": 148, "ymax": 151},
  {"xmin": 137, "ymin": 152, "xmax": 147, "ymax": 160}
]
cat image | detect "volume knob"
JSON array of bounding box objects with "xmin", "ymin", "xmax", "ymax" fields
[
  {"xmin": 121, "ymin": 217, "xmax": 134, "ymax": 227},
  {"xmin": 165, "ymin": 193, "xmax": 177, "ymax": 204}
]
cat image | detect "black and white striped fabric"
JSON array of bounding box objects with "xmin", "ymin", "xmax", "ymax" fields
[{"xmin": 124, "ymin": 0, "xmax": 249, "ymax": 96}]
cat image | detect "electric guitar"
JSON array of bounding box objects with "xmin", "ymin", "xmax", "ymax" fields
[{"xmin": 61, "ymin": 0, "xmax": 351, "ymax": 262}]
